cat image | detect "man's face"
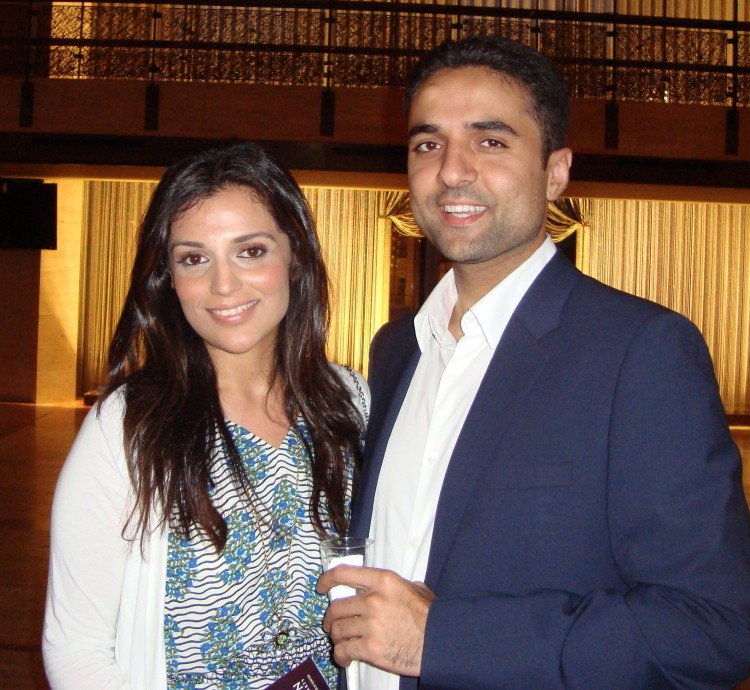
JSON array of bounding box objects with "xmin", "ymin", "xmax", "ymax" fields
[{"xmin": 407, "ymin": 66, "xmax": 571, "ymax": 278}]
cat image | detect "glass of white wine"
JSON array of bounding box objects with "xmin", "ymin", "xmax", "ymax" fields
[{"xmin": 320, "ymin": 537, "xmax": 374, "ymax": 690}]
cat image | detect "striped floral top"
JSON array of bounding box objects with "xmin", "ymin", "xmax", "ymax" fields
[{"xmin": 163, "ymin": 419, "xmax": 345, "ymax": 689}]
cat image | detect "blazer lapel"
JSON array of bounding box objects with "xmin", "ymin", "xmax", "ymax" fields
[{"xmin": 424, "ymin": 252, "xmax": 580, "ymax": 588}]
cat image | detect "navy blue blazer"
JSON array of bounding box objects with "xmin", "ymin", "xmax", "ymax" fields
[{"xmin": 349, "ymin": 252, "xmax": 750, "ymax": 689}]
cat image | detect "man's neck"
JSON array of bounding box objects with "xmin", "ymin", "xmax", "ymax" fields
[{"xmin": 448, "ymin": 236, "xmax": 549, "ymax": 340}]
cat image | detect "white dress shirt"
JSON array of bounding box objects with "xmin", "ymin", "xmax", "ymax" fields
[{"xmin": 361, "ymin": 237, "xmax": 557, "ymax": 690}]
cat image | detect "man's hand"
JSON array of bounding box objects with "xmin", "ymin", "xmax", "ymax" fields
[{"xmin": 317, "ymin": 565, "xmax": 435, "ymax": 677}]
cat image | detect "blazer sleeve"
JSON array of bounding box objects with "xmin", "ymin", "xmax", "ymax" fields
[
  {"xmin": 420, "ymin": 311, "xmax": 750, "ymax": 689},
  {"xmin": 43, "ymin": 394, "xmax": 134, "ymax": 690}
]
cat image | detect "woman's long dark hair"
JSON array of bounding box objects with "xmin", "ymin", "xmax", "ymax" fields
[{"xmin": 102, "ymin": 141, "xmax": 364, "ymax": 550}]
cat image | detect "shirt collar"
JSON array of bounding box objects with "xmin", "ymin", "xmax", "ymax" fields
[
  {"xmin": 414, "ymin": 269, "xmax": 457, "ymax": 351},
  {"xmin": 414, "ymin": 236, "xmax": 557, "ymax": 352}
]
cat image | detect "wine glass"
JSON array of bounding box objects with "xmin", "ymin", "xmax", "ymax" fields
[{"xmin": 320, "ymin": 537, "xmax": 374, "ymax": 690}]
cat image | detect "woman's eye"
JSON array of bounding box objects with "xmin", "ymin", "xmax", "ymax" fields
[
  {"xmin": 240, "ymin": 245, "xmax": 267, "ymax": 259},
  {"xmin": 178, "ymin": 253, "xmax": 206, "ymax": 267}
]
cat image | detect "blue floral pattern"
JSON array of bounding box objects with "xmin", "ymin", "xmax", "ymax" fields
[
  {"xmin": 164, "ymin": 419, "xmax": 350, "ymax": 689},
  {"xmin": 166, "ymin": 533, "xmax": 199, "ymax": 600},
  {"xmin": 200, "ymin": 604, "xmax": 244, "ymax": 672},
  {"xmin": 219, "ymin": 512, "xmax": 256, "ymax": 585}
]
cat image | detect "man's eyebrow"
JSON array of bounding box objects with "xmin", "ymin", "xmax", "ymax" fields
[
  {"xmin": 407, "ymin": 120, "xmax": 519, "ymax": 139},
  {"xmin": 468, "ymin": 120, "xmax": 518, "ymax": 136},
  {"xmin": 408, "ymin": 123, "xmax": 438, "ymax": 139}
]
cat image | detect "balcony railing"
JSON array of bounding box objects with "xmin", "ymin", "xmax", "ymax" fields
[{"xmin": 1, "ymin": 1, "xmax": 749, "ymax": 108}]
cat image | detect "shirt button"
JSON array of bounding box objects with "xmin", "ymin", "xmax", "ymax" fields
[{"xmin": 409, "ymin": 536, "xmax": 420, "ymax": 549}]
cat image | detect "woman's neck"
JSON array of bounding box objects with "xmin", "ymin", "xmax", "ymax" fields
[{"xmin": 212, "ymin": 347, "xmax": 291, "ymax": 449}]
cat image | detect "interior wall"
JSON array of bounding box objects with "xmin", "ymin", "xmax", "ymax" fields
[
  {"xmin": 0, "ymin": 250, "xmax": 40, "ymax": 402},
  {"xmin": 0, "ymin": 180, "xmax": 84, "ymax": 403},
  {"xmin": 0, "ymin": 76, "xmax": 747, "ymax": 163},
  {"xmin": 35, "ymin": 179, "xmax": 83, "ymax": 403}
]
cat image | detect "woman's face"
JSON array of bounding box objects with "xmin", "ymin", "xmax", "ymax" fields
[{"xmin": 168, "ymin": 186, "xmax": 292, "ymax": 367}]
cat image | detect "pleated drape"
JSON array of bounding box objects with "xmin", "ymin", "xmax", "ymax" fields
[
  {"xmin": 78, "ymin": 181, "xmax": 391, "ymax": 392},
  {"xmin": 77, "ymin": 182, "xmax": 749, "ymax": 414}
]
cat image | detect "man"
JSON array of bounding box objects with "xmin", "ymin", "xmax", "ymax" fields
[{"xmin": 318, "ymin": 34, "xmax": 750, "ymax": 689}]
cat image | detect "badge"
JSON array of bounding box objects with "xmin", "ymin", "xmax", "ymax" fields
[{"xmin": 266, "ymin": 657, "xmax": 332, "ymax": 690}]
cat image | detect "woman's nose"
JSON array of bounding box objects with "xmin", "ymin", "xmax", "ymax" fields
[{"xmin": 210, "ymin": 261, "xmax": 242, "ymax": 295}]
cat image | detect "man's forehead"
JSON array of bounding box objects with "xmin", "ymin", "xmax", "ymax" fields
[
  {"xmin": 412, "ymin": 67, "xmax": 530, "ymax": 106},
  {"xmin": 408, "ymin": 67, "xmax": 536, "ymax": 128}
]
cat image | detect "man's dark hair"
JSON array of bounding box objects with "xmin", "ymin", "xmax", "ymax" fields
[{"xmin": 404, "ymin": 34, "xmax": 570, "ymax": 162}]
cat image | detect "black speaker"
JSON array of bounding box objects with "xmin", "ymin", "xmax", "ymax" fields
[{"xmin": 0, "ymin": 179, "xmax": 57, "ymax": 250}]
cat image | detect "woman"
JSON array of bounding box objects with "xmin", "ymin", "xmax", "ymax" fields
[{"xmin": 43, "ymin": 142, "xmax": 369, "ymax": 689}]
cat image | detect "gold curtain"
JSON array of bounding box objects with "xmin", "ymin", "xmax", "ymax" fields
[
  {"xmin": 78, "ymin": 181, "xmax": 156, "ymax": 394},
  {"xmin": 577, "ymin": 197, "xmax": 750, "ymax": 415},
  {"xmin": 301, "ymin": 186, "xmax": 391, "ymax": 376},
  {"xmin": 78, "ymin": 181, "xmax": 391, "ymax": 393},
  {"xmin": 546, "ymin": 197, "xmax": 587, "ymax": 244},
  {"xmin": 78, "ymin": 184, "xmax": 750, "ymax": 415},
  {"xmin": 380, "ymin": 191, "xmax": 750, "ymax": 415},
  {"xmin": 381, "ymin": 191, "xmax": 422, "ymax": 237}
]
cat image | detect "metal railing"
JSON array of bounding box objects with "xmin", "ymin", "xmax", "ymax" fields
[{"xmin": 1, "ymin": 1, "xmax": 748, "ymax": 108}]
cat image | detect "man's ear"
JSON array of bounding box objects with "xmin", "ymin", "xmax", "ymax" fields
[{"xmin": 546, "ymin": 148, "xmax": 573, "ymax": 201}]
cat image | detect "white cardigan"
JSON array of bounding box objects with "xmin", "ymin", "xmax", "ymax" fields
[
  {"xmin": 43, "ymin": 367, "xmax": 369, "ymax": 689},
  {"xmin": 43, "ymin": 389, "xmax": 169, "ymax": 689}
]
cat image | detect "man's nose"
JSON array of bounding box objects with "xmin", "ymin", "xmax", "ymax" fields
[{"xmin": 437, "ymin": 144, "xmax": 478, "ymax": 188}]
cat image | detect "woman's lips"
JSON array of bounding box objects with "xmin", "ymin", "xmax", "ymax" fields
[{"xmin": 209, "ymin": 300, "xmax": 259, "ymax": 317}]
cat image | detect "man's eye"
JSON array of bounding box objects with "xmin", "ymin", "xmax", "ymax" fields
[
  {"xmin": 481, "ymin": 139, "xmax": 505, "ymax": 149},
  {"xmin": 414, "ymin": 141, "xmax": 439, "ymax": 153}
]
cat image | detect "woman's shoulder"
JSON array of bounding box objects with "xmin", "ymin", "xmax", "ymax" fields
[
  {"xmin": 330, "ymin": 363, "xmax": 370, "ymax": 423},
  {"xmin": 68, "ymin": 386, "xmax": 128, "ymax": 466},
  {"xmin": 330, "ymin": 362, "xmax": 369, "ymax": 398},
  {"xmin": 77, "ymin": 386, "xmax": 127, "ymax": 442},
  {"xmin": 93, "ymin": 385, "xmax": 127, "ymax": 420},
  {"xmin": 55, "ymin": 386, "xmax": 130, "ymax": 501}
]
